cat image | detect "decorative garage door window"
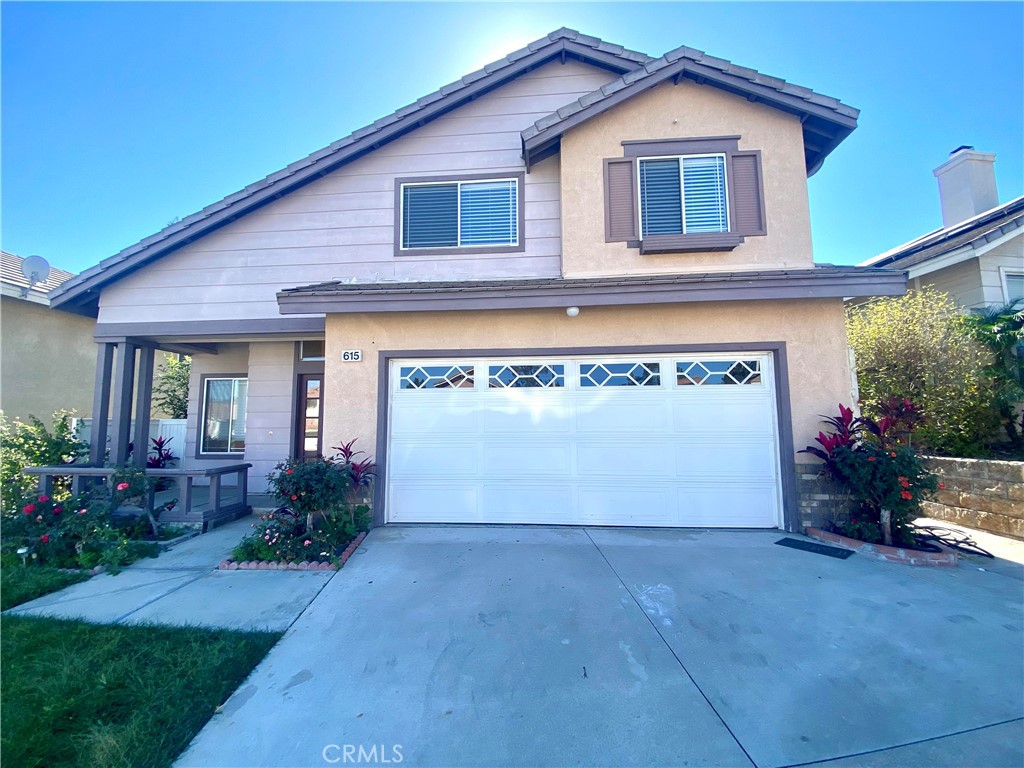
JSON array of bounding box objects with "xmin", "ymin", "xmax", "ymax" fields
[
  {"xmin": 676, "ymin": 360, "xmax": 762, "ymax": 386},
  {"xmin": 488, "ymin": 364, "xmax": 565, "ymax": 388},
  {"xmin": 579, "ymin": 361, "xmax": 661, "ymax": 387},
  {"xmin": 399, "ymin": 365, "xmax": 475, "ymax": 390}
]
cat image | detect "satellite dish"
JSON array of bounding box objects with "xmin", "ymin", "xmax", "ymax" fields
[{"xmin": 21, "ymin": 255, "xmax": 50, "ymax": 286}]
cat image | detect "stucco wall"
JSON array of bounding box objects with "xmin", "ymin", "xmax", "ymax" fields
[
  {"xmin": 321, "ymin": 298, "xmax": 851, "ymax": 473},
  {"xmin": 0, "ymin": 296, "xmax": 97, "ymax": 424},
  {"xmin": 559, "ymin": 80, "xmax": 814, "ymax": 278}
]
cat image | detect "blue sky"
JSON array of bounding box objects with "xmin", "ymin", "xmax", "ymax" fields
[{"xmin": 2, "ymin": 2, "xmax": 1022, "ymax": 273}]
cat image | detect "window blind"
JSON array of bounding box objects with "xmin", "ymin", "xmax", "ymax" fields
[
  {"xmin": 639, "ymin": 159, "xmax": 683, "ymax": 236},
  {"xmin": 682, "ymin": 155, "xmax": 728, "ymax": 233},
  {"xmin": 402, "ymin": 183, "xmax": 458, "ymax": 248},
  {"xmin": 460, "ymin": 180, "xmax": 517, "ymax": 246}
]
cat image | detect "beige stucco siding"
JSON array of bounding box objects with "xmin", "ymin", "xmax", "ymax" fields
[
  {"xmin": 0, "ymin": 297, "xmax": 97, "ymax": 424},
  {"xmin": 321, "ymin": 298, "xmax": 851, "ymax": 470},
  {"xmin": 96, "ymin": 60, "xmax": 617, "ymax": 325},
  {"xmin": 559, "ymin": 80, "xmax": 814, "ymax": 278}
]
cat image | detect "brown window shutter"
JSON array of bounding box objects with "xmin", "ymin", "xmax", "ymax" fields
[
  {"xmin": 603, "ymin": 158, "xmax": 638, "ymax": 242},
  {"xmin": 730, "ymin": 150, "xmax": 766, "ymax": 236}
]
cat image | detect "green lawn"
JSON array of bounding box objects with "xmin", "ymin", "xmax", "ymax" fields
[
  {"xmin": 1, "ymin": 616, "xmax": 281, "ymax": 768},
  {"xmin": 1, "ymin": 565, "xmax": 90, "ymax": 611}
]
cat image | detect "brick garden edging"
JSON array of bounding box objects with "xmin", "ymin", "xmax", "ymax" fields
[
  {"xmin": 218, "ymin": 532, "xmax": 367, "ymax": 572},
  {"xmin": 806, "ymin": 527, "xmax": 958, "ymax": 567}
]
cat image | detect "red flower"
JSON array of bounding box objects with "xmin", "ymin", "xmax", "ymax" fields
[
  {"xmin": 116, "ymin": 482, "xmax": 130, "ymax": 491},
  {"xmin": 898, "ymin": 476, "xmax": 910, "ymax": 489},
  {"xmin": 291, "ymin": 495, "xmax": 298, "ymax": 500},
  {"xmin": 40, "ymin": 534, "xmax": 50, "ymax": 543},
  {"xmin": 38, "ymin": 495, "xmax": 50, "ymax": 503},
  {"xmin": 286, "ymin": 469, "xmax": 294, "ymax": 475},
  {"xmin": 890, "ymin": 452, "xmax": 897, "ymax": 458},
  {"xmin": 867, "ymin": 456, "xmax": 876, "ymax": 462},
  {"xmin": 22, "ymin": 503, "xmax": 36, "ymax": 515},
  {"xmin": 52, "ymin": 506, "xmax": 62, "ymax": 515},
  {"xmin": 938, "ymin": 482, "xmax": 946, "ymax": 490},
  {"xmin": 900, "ymin": 490, "xmax": 913, "ymax": 501}
]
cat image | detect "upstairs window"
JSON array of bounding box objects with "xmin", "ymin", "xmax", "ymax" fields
[
  {"xmin": 639, "ymin": 155, "xmax": 729, "ymax": 237},
  {"xmin": 400, "ymin": 178, "xmax": 519, "ymax": 250}
]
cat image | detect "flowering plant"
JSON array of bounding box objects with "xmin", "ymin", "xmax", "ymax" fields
[{"xmin": 801, "ymin": 403, "xmax": 938, "ymax": 546}]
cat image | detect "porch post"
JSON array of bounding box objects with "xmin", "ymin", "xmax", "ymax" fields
[
  {"xmin": 89, "ymin": 343, "xmax": 115, "ymax": 465},
  {"xmin": 132, "ymin": 346, "xmax": 155, "ymax": 468},
  {"xmin": 109, "ymin": 341, "xmax": 137, "ymax": 465}
]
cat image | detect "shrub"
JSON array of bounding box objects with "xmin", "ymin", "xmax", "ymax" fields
[
  {"xmin": 0, "ymin": 411, "xmax": 88, "ymax": 515},
  {"xmin": 153, "ymin": 353, "xmax": 191, "ymax": 419},
  {"xmin": 964, "ymin": 300, "xmax": 1024, "ymax": 457},
  {"xmin": 847, "ymin": 288, "xmax": 998, "ymax": 456},
  {"xmin": 235, "ymin": 440, "xmax": 375, "ymax": 563},
  {"xmin": 801, "ymin": 403, "xmax": 938, "ymax": 546}
]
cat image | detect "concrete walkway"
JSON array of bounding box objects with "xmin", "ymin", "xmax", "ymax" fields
[
  {"xmin": 178, "ymin": 525, "xmax": 1024, "ymax": 768},
  {"xmin": 5, "ymin": 516, "xmax": 334, "ymax": 632}
]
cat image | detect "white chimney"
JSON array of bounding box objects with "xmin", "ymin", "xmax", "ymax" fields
[{"xmin": 933, "ymin": 146, "xmax": 999, "ymax": 228}]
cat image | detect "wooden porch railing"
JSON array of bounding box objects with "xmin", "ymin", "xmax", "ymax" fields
[{"xmin": 22, "ymin": 464, "xmax": 252, "ymax": 530}]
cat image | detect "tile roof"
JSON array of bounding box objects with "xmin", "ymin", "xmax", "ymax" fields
[
  {"xmin": 521, "ymin": 42, "xmax": 859, "ymax": 175},
  {"xmin": 0, "ymin": 250, "xmax": 77, "ymax": 296},
  {"xmin": 862, "ymin": 195, "xmax": 1024, "ymax": 269},
  {"xmin": 280, "ymin": 264, "xmax": 898, "ymax": 297},
  {"xmin": 49, "ymin": 28, "xmax": 649, "ymax": 315}
]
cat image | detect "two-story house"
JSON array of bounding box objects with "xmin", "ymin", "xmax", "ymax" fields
[{"xmin": 48, "ymin": 29, "xmax": 904, "ymax": 531}]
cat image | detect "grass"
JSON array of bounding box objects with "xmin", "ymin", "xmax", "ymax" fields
[
  {"xmin": 1, "ymin": 616, "xmax": 281, "ymax": 768},
  {"xmin": 1, "ymin": 565, "xmax": 90, "ymax": 611}
]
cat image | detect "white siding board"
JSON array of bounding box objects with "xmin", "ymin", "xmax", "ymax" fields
[{"xmin": 98, "ymin": 60, "xmax": 613, "ymax": 324}]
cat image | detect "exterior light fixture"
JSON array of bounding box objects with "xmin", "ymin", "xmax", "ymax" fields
[{"xmin": 566, "ymin": 306, "xmax": 580, "ymax": 318}]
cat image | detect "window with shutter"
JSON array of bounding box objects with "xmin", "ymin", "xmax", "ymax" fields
[
  {"xmin": 638, "ymin": 154, "xmax": 728, "ymax": 237},
  {"xmin": 399, "ymin": 176, "xmax": 520, "ymax": 252},
  {"xmin": 606, "ymin": 138, "xmax": 766, "ymax": 251}
]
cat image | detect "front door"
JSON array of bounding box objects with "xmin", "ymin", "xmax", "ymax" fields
[{"xmin": 296, "ymin": 374, "xmax": 325, "ymax": 460}]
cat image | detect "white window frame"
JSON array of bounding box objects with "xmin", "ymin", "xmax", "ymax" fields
[
  {"xmin": 398, "ymin": 177, "xmax": 520, "ymax": 251},
  {"xmin": 636, "ymin": 153, "xmax": 731, "ymax": 237},
  {"xmin": 999, "ymin": 267, "xmax": 1024, "ymax": 305},
  {"xmin": 199, "ymin": 377, "xmax": 248, "ymax": 455}
]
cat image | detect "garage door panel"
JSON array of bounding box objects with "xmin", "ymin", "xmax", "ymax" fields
[
  {"xmin": 481, "ymin": 441, "xmax": 571, "ymax": 475},
  {"xmin": 388, "ymin": 484, "xmax": 478, "ymax": 522},
  {"xmin": 390, "ymin": 402, "xmax": 481, "ymax": 434},
  {"xmin": 675, "ymin": 441, "xmax": 776, "ymax": 479},
  {"xmin": 579, "ymin": 486, "xmax": 676, "ymax": 526},
  {"xmin": 479, "ymin": 402, "xmax": 575, "ymax": 434},
  {"xmin": 576, "ymin": 442, "xmax": 675, "ymax": 477},
  {"xmin": 480, "ymin": 486, "xmax": 576, "ymax": 524},
  {"xmin": 672, "ymin": 396, "xmax": 774, "ymax": 433},
  {"xmin": 576, "ymin": 400, "xmax": 670, "ymax": 434},
  {"xmin": 677, "ymin": 483, "xmax": 777, "ymax": 527},
  {"xmin": 389, "ymin": 442, "xmax": 479, "ymax": 477}
]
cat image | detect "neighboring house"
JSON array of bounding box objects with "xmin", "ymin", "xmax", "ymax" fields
[
  {"xmin": 47, "ymin": 28, "xmax": 905, "ymax": 531},
  {"xmin": 862, "ymin": 147, "xmax": 1024, "ymax": 311},
  {"xmin": 0, "ymin": 251, "xmax": 96, "ymax": 425}
]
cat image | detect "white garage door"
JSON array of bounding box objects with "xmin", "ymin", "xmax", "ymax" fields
[{"xmin": 385, "ymin": 352, "xmax": 782, "ymax": 527}]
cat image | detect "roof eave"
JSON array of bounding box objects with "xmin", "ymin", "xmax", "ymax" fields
[{"xmin": 277, "ymin": 270, "xmax": 907, "ymax": 315}]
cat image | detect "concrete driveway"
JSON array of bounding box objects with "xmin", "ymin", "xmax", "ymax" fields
[{"xmin": 178, "ymin": 526, "xmax": 1024, "ymax": 768}]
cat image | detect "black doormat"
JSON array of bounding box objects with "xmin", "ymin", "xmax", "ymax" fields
[{"xmin": 775, "ymin": 538, "xmax": 854, "ymax": 559}]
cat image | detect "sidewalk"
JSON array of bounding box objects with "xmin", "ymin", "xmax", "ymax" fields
[{"xmin": 4, "ymin": 516, "xmax": 334, "ymax": 631}]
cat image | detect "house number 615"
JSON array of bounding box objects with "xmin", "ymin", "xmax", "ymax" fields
[{"xmin": 341, "ymin": 350, "xmax": 362, "ymax": 362}]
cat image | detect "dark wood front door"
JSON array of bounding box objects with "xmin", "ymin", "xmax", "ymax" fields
[{"xmin": 296, "ymin": 374, "xmax": 325, "ymax": 460}]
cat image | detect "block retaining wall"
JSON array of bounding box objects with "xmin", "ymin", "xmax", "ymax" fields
[{"xmin": 920, "ymin": 456, "xmax": 1024, "ymax": 540}]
